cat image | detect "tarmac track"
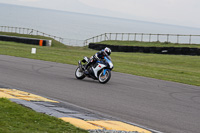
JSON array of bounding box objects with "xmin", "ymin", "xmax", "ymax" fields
[{"xmin": 0, "ymin": 55, "xmax": 200, "ymax": 133}]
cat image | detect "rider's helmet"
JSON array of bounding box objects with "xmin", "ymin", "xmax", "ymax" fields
[{"xmin": 104, "ymin": 47, "xmax": 111, "ymax": 55}]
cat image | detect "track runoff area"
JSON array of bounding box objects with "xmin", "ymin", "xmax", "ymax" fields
[{"xmin": 0, "ymin": 88, "xmax": 160, "ymax": 133}]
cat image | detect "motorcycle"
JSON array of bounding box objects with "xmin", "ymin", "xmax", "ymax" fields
[{"xmin": 75, "ymin": 56, "xmax": 114, "ymax": 84}]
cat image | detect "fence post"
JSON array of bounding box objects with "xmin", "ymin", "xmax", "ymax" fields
[
  {"xmin": 100, "ymin": 34, "xmax": 102, "ymax": 42},
  {"xmin": 115, "ymin": 33, "xmax": 118, "ymax": 40},
  {"xmin": 109, "ymin": 33, "xmax": 111, "ymax": 40},
  {"xmin": 141, "ymin": 33, "xmax": 143, "ymax": 42},
  {"xmin": 122, "ymin": 33, "xmax": 124, "ymax": 41},
  {"xmin": 167, "ymin": 34, "xmax": 169, "ymax": 43},
  {"xmin": 157, "ymin": 34, "xmax": 160, "ymax": 42},
  {"xmin": 128, "ymin": 33, "xmax": 130, "ymax": 41},
  {"xmin": 60, "ymin": 38, "xmax": 63, "ymax": 43},
  {"xmin": 134, "ymin": 33, "xmax": 137, "ymax": 41},
  {"xmin": 177, "ymin": 35, "xmax": 179, "ymax": 44},
  {"xmin": 189, "ymin": 35, "xmax": 192, "ymax": 44},
  {"xmin": 96, "ymin": 35, "xmax": 98, "ymax": 42},
  {"xmin": 149, "ymin": 34, "xmax": 151, "ymax": 42}
]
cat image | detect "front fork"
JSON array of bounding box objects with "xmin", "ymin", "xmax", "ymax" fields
[
  {"xmin": 78, "ymin": 61, "xmax": 83, "ymax": 72},
  {"xmin": 103, "ymin": 69, "xmax": 110, "ymax": 76}
]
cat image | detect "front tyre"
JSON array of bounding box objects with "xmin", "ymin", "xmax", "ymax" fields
[
  {"xmin": 98, "ymin": 70, "xmax": 111, "ymax": 84},
  {"xmin": 75, "ymin": 67, "xmax": 85, "ymax": 79}
]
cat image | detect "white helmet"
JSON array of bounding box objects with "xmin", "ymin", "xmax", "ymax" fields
[{"xmin": 104, "ymin": 47, "xmax": 111, "ymax": 55}]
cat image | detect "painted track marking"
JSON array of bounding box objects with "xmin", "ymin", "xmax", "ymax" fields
[{"xmin": 0, "ymin": 88, "xmax": 153, "ymax": 133}]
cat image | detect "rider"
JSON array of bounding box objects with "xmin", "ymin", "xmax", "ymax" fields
[{"xmin": 84, "ymin": 47, "xmax": 112, "ymax": 75}]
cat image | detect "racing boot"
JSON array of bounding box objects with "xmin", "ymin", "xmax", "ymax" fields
[
  {"xmin": 84, "ymin": 62, "xmax": 91, "ymax": 75},
  {"xmin": 84, "ymin": 69, "xmax": 89, "ymax": 75}
]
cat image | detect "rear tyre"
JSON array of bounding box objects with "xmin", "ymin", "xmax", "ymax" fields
[
  {"xmin": 98, "ymin": 70, "xmax": 111, "ymax": 84},
  {"xmin": 75, "ymin": 67, "xmax": 85, "ymax": 79}
]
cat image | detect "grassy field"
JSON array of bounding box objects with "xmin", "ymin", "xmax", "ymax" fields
[
  {"xmin": 0, "ymin": 98, "xmax": 87, "ymax": 133},
  {"xmin": 98, "ymin": 40, "xmax": 200, "ymax": 48},
  {"xmin": 0, "ymin": 40, "xmax": 199, "ymax": 86}
]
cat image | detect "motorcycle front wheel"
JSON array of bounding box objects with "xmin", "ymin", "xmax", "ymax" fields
[
  {"xmin": 98, "ymin": 70, "xmax": 111, "ymax": 84},
  {"xmin": 75, "ymin": 67, "xmax": 85, "ymax": 79}
]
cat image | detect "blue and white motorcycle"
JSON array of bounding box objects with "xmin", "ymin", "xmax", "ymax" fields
[{"xmin": 75, "ymin": 56, "xmax": 114, "ymax": 84}]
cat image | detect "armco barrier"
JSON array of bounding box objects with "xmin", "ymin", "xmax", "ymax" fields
[
  {"xmin": 0, "ymin": 35, "xmax": 51, "ymax": 46},
  {"xmin": 89, "ymin": 43, "xmax": 200, "ymax": 55}
]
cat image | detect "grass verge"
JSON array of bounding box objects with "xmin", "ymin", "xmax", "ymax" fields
[
  {"xmin": 98, "ymin": 40, "xmax": 200, "ymax": 48},
  {"xmin": 0, "ymin": 98, "xmax": 88, "ymax": 133}
]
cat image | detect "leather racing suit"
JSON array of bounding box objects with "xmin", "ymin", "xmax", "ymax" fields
[{"xmin": 84, "ymin": 49, "xmax": 111, "ymax": 73}]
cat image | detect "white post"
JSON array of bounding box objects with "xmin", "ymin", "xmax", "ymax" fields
[{"xmin": 31, "ymin": 48, "xmax": 36, "ymax": 54}]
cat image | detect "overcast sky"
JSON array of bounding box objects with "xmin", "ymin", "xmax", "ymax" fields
[{"xmin": 0, "ymin": 0, "xmax": 200, "ymax": 28}]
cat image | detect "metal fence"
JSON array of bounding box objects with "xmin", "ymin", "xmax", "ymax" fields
[
  {"xmin": 1, "ymin": 26, "xmax": 200, "ymax": 46},
  {"xmin": 0, "ymin": 26, "xmax": 85, "ymax": 46},
  {"xmin": 84, "ymin": 33, "xmax": 200, "ymax": 45},
  {"xmin": 0, "ymin": 26, "xmax": 63, "ymax": 42}
]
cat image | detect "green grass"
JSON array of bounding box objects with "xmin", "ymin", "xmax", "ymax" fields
[
  {"xmin": 0, "ymin": 98, "xmax": 88, "ymax": 133},
  {"xmin": 0, "ymin": 41, "xmax": 93, "ymax": 65},
  {"xmin": 113, "ymin": 52, "xmax": 200, "ymax": 86},
  {"xmin": 0, "ymin": 40, "xmax": 199, "ymax": 86},
  {"xmin": 98, "ymin": 40, "xmax": 200, "ymax": 48}
]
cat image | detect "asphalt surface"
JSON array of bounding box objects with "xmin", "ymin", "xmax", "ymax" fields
[{"xmin": 0, "ymin": 55, "xmax": 200, "ymax": 133}]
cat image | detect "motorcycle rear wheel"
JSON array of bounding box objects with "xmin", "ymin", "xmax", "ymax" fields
[
  {"xmin": 75, "ymin": 67, "xmax": 85, "ymax": 79},
  {"xmin": 98, "ymin": 70, "xmax": 111, "ymax": 84}
]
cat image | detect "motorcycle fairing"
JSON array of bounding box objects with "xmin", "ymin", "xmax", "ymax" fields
[
  {"xmin": 92, "ymin": 63, "xmax": 106, "ymax": 78},
  {"xmin": 104, "ymin": 56, "xmax": 113, "ymax": 69}
]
